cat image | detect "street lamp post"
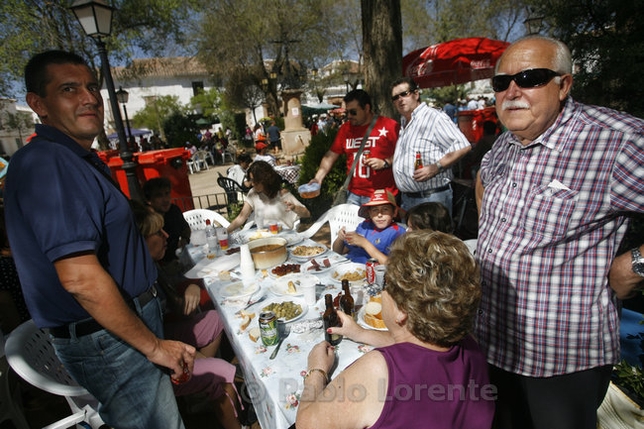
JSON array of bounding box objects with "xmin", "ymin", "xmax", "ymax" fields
[
  {"xmin": 343, "ymin": 72, "xmax": 350, "ymax": 93},
  {"xmin": 116, "ymin": 86, "xmax": 133, "ymax": 142},
  {"xmin": 523, "ymin": 8, "xmax": 544, "ymax": 35},
  {"xmin": 70, "ymin": 0, "xmax": 143, "ymax": 201}
]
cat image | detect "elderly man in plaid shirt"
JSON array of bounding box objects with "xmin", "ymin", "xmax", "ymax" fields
[{"xmin": 475, "ymin": 35, "xmax": 644, "ymax": 429}]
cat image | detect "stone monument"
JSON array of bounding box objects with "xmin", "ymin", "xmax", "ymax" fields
[{"xmin": 280, "ymin": 89, "xmax": 311, "ymax": 157}]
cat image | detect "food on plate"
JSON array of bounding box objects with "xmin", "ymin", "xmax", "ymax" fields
[
  {"xmin": 219, "ymin": 270, "xmax": 232, "ymax": 281},
  {"xmin": 363, "ymin": 296, "xmax": 385, "ymax": 329},
  {"xmin": 271, "ymin": 263, "xmax": 301, "ymax": 277},
  {"xmin": 332, "ymin": 268, "xmax": 365, "ymax": 282},
  {"xmin": 248, "ymin": 327, "xmax": 261, "ymax": 342},
  {"xmin": 262, "ymin": 301, "xmax": 303, "ymax": 321},
  {"xmin": 292, "ymin": 245, "xmax": 325, "ymax": 257},
  {"xmin": 307, "ymin": 257, "xmax": 331, "ymax": 271},
  {"xmin": 287, "ymin": 281, "xmax": 297, "ymax": 294},
  {"xmin": 226, "ymin": 247, "xmax": 241, "ymax": 255},
  {"xmin": 239, "ymin": 311, "xmax": 256, "ymax": 331}
]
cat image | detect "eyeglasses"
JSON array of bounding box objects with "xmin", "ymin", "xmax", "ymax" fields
[
  {"xmin": 391, "ymin": 89, "xmax": 414, "ymax": 102},
  {"xmin": 492, "ymin": 68, "xmax": 562, "ymax": 92},
  {"xmin": 347, "ymin": 109, "xmax": 359, "ymax": 116}
]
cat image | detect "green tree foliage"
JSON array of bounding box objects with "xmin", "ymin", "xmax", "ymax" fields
[
  {"xmin": 131, "ymin": 95, "xmax": 183, "ymax": 134},
  {"xmin": 163, "ymin": 112, "xmax": 200, "ymax": 148},
  {"xmin": 297, "ymin": 129, "xmax": 346, "ymax": 219},
  {"xmin": 533, "ymin": 0, "xmax": 644, "ymax": 118},
  {"xmin": 190, "ymin": 88, "xmax": 224, "ymax": 123},
  {"xmin": 0, "ymin": 0, "xmax": 198, "ymax": 97}
]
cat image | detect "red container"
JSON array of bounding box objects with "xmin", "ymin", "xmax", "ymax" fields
[
  {"xmin": 457, "ymin": 107, "xmax": 498, "ymax": 143},
  {"xmin": 97, "ymin": 148, "xmax": 193, "ymax": 210}
]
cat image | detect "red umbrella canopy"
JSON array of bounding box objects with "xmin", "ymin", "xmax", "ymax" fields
[{"xmin": 403, "ymin": 37, "xmax": 510, "ymax": 89}]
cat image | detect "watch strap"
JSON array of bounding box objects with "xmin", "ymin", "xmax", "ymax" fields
[{"xmin": 631, "ymin": 247, "xmax": 644, "ymax": 277}]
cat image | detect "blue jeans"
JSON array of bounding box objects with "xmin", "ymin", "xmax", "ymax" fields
[
  {"xmin": 51, "ymin": 298, "xmax": 184, "ymax": 429},
  {"xmin": 346, "ymin": 191, "xmax": 372, "ymax": 206},
  {"xmin": 400, "ymin": 187, "xmax": 453, "ymax": 218}
]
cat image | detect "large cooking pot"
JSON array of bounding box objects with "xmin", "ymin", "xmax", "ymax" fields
[{"xmin": 248, "ymin": 237, "xmax": 288, "ymax": 269}]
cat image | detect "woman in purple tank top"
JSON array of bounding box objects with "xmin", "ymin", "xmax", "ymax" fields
[{"xmin": 296, "ymin": 231, "xmax": 494, "ymax": 429}]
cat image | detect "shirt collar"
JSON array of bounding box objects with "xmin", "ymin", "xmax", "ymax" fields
[{"xmin": 34, "ymin": 124, "xmax": 92, "ymax": 158}]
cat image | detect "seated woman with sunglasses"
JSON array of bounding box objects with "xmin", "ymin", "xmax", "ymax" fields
[
  {"xmin": 130, "ymin": 200, "xmax": 243, "ymax": 429},
  {"xmin": 226, "ymin": 160, "xmax": 310, "ymax": 233},
  {"xmin": 296, "ymin": 231, "xmax": 494, "ymax": 429}
]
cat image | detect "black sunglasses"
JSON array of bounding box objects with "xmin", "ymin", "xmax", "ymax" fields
[
  {"xmin": 492, "ymin": 68, "xmax": 561, "ymax": 92},
  {"xmin": 347, "ymin": 109, "xmax": 358, "ymax": 116},
  {"xmin": 391, "ymin": 89, "xmax": 414, "ymax": 102}
]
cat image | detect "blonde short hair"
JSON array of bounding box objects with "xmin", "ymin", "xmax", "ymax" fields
[
  {"xmin": 384, "ymin": 230, "xmax": 480, "ymax": 347},
  {"xmin": 130, "ymin": 199, "xmax": 164, "ymax": 237}
]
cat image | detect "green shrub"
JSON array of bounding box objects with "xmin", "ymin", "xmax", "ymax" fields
[{"xmin": 296, "ymin": 129, "xmax": 346, "ymax": 220}]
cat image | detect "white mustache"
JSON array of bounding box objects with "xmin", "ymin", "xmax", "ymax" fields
[{"xmin": 502, "ymin": 100, "xmax": 531, "ymax": 110}]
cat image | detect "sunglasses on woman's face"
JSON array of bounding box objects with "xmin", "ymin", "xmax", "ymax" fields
[{"xmin": 492, "ymin": 68, "xmax": 561, "ymax": 92}]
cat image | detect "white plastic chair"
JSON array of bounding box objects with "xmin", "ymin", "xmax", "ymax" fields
[
  {"xmin": 4, "ymin": 320, "xmax": 105, "ymax": 429},
  {"xmin": 187, "ymin": 152, "xmax": 200, "ymax": 174},
  {"xmin": 194, "ymin": 151, "xmax": 209, "ymax": 171},
  {"xmin": 183, "ymin": 208, "xmax": 230, "ymax": 230},
  {"xmin": 301, "ymin": 203, "xmax": 363, "ymax": 245}
]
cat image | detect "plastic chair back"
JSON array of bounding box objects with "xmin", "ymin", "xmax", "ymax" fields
[
  {"xmin": 5, "ymin": 320, "xmax": 104, "ymax": 428},
  {"xmin": 301, "ymin": 204, "xmax": 363, "ymax": 244},
  {"xmin": 183, "ymin": 208, "xmax": 230, "ymax": 230},
  {"xmin": 217, "ymin": 175, "xmax": 246, "ymax": 205}
]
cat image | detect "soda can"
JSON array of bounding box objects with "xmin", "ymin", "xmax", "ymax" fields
[
  {"xmin": 259, "ymin": 311, "xmax": 279, "ymax": 346},
  {"xmin": 366, "ymin": 258, "xmax": 379, "ymax": 284}
]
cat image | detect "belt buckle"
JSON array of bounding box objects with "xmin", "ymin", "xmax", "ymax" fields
[{"xmin": 150, "ymin": 285, "xmax": 158, "ymax": 298}]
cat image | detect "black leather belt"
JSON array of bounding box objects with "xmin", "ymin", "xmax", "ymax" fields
[
  {"xmin": 50, "ymin": 285, "xmax": 158, "ymax": 339},
  {"xmin": 403, "ymin": 184, "xmax": 450, "ymax": 198}
]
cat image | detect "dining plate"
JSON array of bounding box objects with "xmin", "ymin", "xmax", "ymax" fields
[
  {"xmin": 357, "ymin": 306, "xmax": 388, "ymax": 331},
  {"xmin": 238, "ymin": 229, "xmax": 273, "ymax": 243},
  {"xmin": 268, "ymin": 261, "xmax": 303, "ymax": 278},
  {"xmin": 289, "ymin": 243, "xmax": 328, "ymax": 260},
  {"xmin": 185, "ymin": 253, "xmax": 241, "ymax": 279},
  {"xmin": 281, "ymin": 231, "xmax": 304, "ymax": 246},
  {"xmin": 301, "ymin": 254, "xmax": 348, "ymax": 274},
  {"xmin": 260, "ymin": 297, "xmax": 308, "ymax": 323},
  {"xmin": 329, "ymin": 262, "xmax": 367, "ymax": 286},
  {"xmin": 220, "ymin": 281, "xmax": 259, "ymax": 299},
  {"xmin": 270, "ymin": 273, "xmax": 319, "ymax": 297}
]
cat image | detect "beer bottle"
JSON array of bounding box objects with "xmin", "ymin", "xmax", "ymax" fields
[
  {"xmin": 323, "ymin": 294, "xmax": 342, "ymax": 346},
  {"xmin": 414, "ymin": 151, "xmax": 423, "ymax": 170},
  {"xmin": 339, "ymin": 280, "xmax": 355, "ymax": 320}
]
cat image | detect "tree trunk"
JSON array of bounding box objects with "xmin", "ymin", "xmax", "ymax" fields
[{"xmin": 361, "ymin": 0, "xmax": 402, "ymax": 120}]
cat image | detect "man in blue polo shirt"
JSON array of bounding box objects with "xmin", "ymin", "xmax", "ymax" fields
[{"xmin": 4, "ymin": 50, "xmax": 195, "ymax": 429}]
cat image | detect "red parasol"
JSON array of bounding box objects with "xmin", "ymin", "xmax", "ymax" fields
[{"xmin": 403, "ymin": 37, "xmax": 510, "ymax": 89}]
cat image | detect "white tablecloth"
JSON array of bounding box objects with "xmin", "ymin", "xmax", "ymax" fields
[{"xmin": 201, "ymin": 239, "xmax": 371, "ymax": 428}]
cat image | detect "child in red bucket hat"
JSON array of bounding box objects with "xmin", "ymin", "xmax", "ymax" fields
[{"xmin": 333, "ymin": 189, "xmax": 406, "ymax": 264}]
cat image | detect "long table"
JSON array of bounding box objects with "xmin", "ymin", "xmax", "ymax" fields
[{"xmin": 195, "ymin": 237, "xmax": 372, "ymax": 428}]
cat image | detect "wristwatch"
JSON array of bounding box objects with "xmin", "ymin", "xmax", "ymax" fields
[
  {"xmin": 632, "ymin": 247, "xmax": 644, "ymax": 277},
  {"xmin": 435, "ymin": 161, "xmax": 445, "ymax": 173},
  {"xmin": 382, "ymin": 160, "xmax": 391, "ymax": 169}
]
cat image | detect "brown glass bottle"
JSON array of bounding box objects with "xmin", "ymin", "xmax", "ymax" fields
[
  {"xmin": 323, "ymin": 294, "xmax": 342, "ymax": 346},
  {"xmin": 339, "ymin": 280, "xmax": 355, "ymax": 320},
  {"xmin": 414, "ymin": 151, "xmax": 423, "ymax": 170}
]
